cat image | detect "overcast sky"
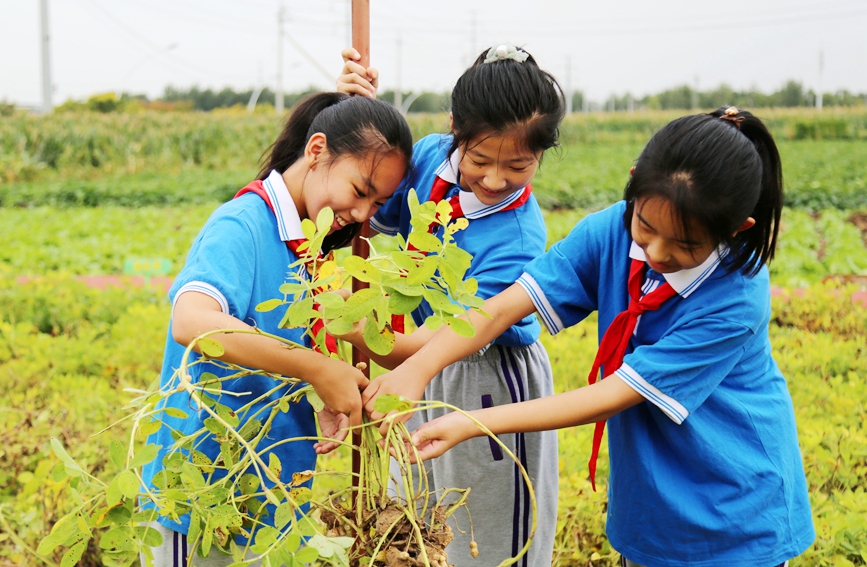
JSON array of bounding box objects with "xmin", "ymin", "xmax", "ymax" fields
[{"xmin": 3, "ymin": 0, "xmax": 867, "ymax": 108}]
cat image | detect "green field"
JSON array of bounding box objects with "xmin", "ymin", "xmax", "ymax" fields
[{"xmin": 1, "ymin": 109, "xmax": 866, "ymax": 567}]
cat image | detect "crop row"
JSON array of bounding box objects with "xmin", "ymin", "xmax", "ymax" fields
[
  {"xmin": 1, "ymin": 205, "xmax": 864, "ymax": 286},
  {"xmin": 2, "ymin": 109, "xmax": 866, "ymax": 192},
  {"xmin": 2, "ymin": 138, "xmax": 865, "ymax": 211}
]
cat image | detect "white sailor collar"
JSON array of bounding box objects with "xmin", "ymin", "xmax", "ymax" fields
[
  {"xmin": 433, "ymin": 150, "xmax": 530, "ymax": 220},
  {"xmin": 628, "ymin": 241, "xmax": 725, "ymax": 299},
  {"xmin": 262, "ymin": 169, "xmax": 305, "ymax": 242}
]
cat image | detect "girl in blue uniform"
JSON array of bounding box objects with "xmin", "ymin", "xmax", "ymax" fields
[
  {"xmin": 336, "ymin": 45, "xmax": 564, "ymax": 567},
  {"xmin": 382, "ymin": 108, "xmax": 816, "ymax": 567},
  {"xmin": 140, "ymin": 92, "xmax": 412, "ymax": 567}
]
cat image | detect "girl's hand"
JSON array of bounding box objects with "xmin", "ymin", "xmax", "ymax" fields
[
  {"xmin": 306, "ymin": 356, "xmax": 369, "ymax": 429},
  {"xmin": 336, "ymin": 47, "xmax": 378, "ymax": 98},
  {"xmin": 408, "ymin": 411, "xmax": 476, "ymax": 462},
  {"xmin": 313, "ymin": 407, "xmax": 349, "ymax": 455},
  {"xmin": 361, "ymin": 367, "xmax": 427, "ymax": 436}
]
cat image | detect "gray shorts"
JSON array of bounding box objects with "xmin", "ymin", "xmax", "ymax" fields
[
  {"xmin": 402, "ymin": 341, "xmax": 558, "ymax": 567},
  {"xmin": 622, "ymin": 555, "xmax": 791, "ymax": 567},
  {"xmin": 141, "ymin": 522, "xmax": 266, "ymax": 567}
]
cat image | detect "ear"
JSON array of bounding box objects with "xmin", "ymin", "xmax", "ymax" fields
[
  {"xmin": 305, "ymin": 132, "xmax": 328, "ymax": 169},
  {"xmin": 448, "ymin": 112, "xmax": 455, "ymax": 133},
  {"xmin": 733, "ymin": 216, "xmax": 756, "ymax": 236}
]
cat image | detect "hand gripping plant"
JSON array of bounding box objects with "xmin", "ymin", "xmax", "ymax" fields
[{"xmin": 39, "ymin": 191, "xmax": 537, "ymax": 567}]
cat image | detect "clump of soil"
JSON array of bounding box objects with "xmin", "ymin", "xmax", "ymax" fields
[{"xmin": 321, "ymin": 498, "xmax": 454, "ymax": 567}]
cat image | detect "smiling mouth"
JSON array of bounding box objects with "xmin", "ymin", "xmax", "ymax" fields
[{"xmin": 335, "ymin": 216, "xmax": 349, "ymax": 228}]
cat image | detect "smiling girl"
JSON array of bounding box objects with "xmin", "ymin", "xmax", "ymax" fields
[
  {"xmin": 385, "ymin": 108, "xmax": 815, "ymax": 567},
  {"xmin": 337, "ymin": 44, "xmax": 565, "ymax": 567},
  {"xmin": 140, "ymin": 92, "xmax": 412, "ymax": 566}
]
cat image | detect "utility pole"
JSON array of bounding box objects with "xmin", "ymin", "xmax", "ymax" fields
[
  {"xmin": 817, "ymin": 50, "xmax": 824, "ymax": 110},
  {"xmin": 276, "ymin": 3, "xmax": 286, "ymax": 115},
  {"xmin": 40, "ymin": 0, "xmax": 53, "ymax": 114},
  {"xmin": 565, "ymin": 56, "xmax": 573, "ymax": 114},
  {"xmin": 395, "ymin": 34, "xmax": 403, "ymax": 112}
]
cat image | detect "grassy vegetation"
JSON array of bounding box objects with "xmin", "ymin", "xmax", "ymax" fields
[{"xmin": 1, "ymin": 109, "xmax": 865, "ymax": 566}]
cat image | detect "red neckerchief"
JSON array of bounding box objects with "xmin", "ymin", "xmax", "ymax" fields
[
  {"xmin": 234, "ymin": 181, "xmax": 338, "ymax": 354},
  {"xmin": 390, "ymin": 177, "xmax": 534, "ymax": 334},
  {"xmin": 585, "ymin": 257, "xmax": 677, "ymax": 491}
]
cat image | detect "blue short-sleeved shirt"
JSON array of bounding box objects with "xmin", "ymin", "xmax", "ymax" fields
[
  {"xmin": 371, "ymin": 133, "xmax": 546, "ymax": 348},
  {"xmin": 517, "ymin": 201, "xmax": 814, "ymax": 566},
  {"xmin": 141, "ymin": 170, "xmax": 317, "ymax": 534}
]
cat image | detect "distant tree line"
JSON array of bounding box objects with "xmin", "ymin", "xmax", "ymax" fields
[{"xmin": 43, "ymin": 80, "xmax": 866, "ymax": 114}]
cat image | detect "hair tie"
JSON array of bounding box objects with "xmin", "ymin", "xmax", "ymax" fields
[
  {"xmin": 720, "ymin": 106, "xmax": 745, "ymax": 130},
  {"xmin": 483, "ymin": 44, "xmax": 529, "ymax": 64}
]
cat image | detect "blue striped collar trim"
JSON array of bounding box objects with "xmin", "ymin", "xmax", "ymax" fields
[
  {"xmin": 433, "ymin": 151, "xmax": 529, "ymax": 219},
  {"xmin": 263, "ymin": 169, "xmax": 305, "ymax": 242},
  {"xmin": 628, "ymin": 241, "xmax": 725, "ymax": 299}
]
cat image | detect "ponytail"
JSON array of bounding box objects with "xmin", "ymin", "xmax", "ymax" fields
[
  {"xmin": 710, "ymin": 107, "xmax": 783, "ymax": 274},
  {"xmin": 257, "ymin": 92, "xmax": 413, "ymax": 252},
  {"xmin": 624, "ymin": 107, "xmax": 783, "ymax": 277}
]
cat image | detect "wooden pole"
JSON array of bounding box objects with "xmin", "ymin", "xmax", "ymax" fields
[{"xmin": 350, "ymin": 0, "xmax": 370, "ymax": 508}]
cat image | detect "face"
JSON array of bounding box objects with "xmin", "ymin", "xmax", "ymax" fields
[
  {"xmin": 301, "ymin": 139, "xmax": 406, "ymax": 235},
  {"xmin": 457, "ymin": 132, "xmax": 541, "ymax": 206},
  {"xmin": 630, "ymin": 197, "xmax": 717, "ymax": 274}
]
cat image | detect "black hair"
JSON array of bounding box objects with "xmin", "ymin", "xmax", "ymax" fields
[
  {"xmin": 622, "ymin": 107, "xmax": 783, "ymax": 276},
  {"xmin": 448, "ymin": 46, "xmax": 566, "ymax": 159},
  {"xmin": 258, "ymin": 92, "xmax": 413, "ymax": 251}
]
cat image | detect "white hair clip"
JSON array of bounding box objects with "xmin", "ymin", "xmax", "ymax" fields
[{"xmin": 483, "ymin": 44, "xmax": 529, "ymax": 64}]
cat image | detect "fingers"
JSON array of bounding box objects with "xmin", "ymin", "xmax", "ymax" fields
[
  {"xmin": 314, "ymin": 440, "xmax": 340, "ymax": 454},
  {"xmin": 341, "ymin": 47, "xmax": 360, "ymax": 63}
]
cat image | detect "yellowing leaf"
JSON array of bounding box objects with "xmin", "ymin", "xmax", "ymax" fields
[{"xmin": 198, "ymin": 338, "xmax": 225, "ymax": 358}]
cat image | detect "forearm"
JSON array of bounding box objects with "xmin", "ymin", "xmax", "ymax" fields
[
  {"xmin": 402, "ymin": 283, "xmax": 536, "ymax": 386},
  {"xmin": 454, "ymin": 375, "xmax": 645, "ymax": 439},
  {"xmin": 173, "ymin": 293, "xmax": 324, "ymax": 384}
]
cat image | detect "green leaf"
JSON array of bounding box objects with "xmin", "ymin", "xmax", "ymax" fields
[
  {"xmin": 423, "ymin": 288, "xmax": 465, "ymax": 315},
  {"xmin": 138, "ymin": 419, "xmax": 161, "ymax": 436},
  {"xmin": 238, "ymin": 418, "xmax": 263, "ymax": 441},
  {"xmin": 390, "ymin": 249, "xmax": 421, "ymax": 271},
  {"xmin": 315, "ymin": 207, "xmax": 335, "ymax": 234},
  {"xmin": 300, "ymin": 218, "xmax": 317, "ymax": 242},
  {"xmin": 109, "ymin": 440, "xmax": 126, "ymax": 471},
  {"xmin": 343, "ymin": 255, "xmax": 382, "ymax": 283},
  {"xmin": 279, "ymin": 282, "xmax": 308, "ymax": 295},
  {"xmin": 61, "ymin": 539, "xmax": 87, "ymax": 567},
  {"xmin": 444, "ymin": 316, "xmax": 476, "ymax": 337},
  {"xmin": 192, "ymin": 450, "xmax": 215, "ymax": 474},
  {"xmin": 408, "ymin": 230, "xmax": 443, "ymax": 253},
  {"xmin": 163, "ymin": 407, "xmax": 189, "ymax": 419},
  {"xmin": 256, "ymin": 298, "xmax": 286, "ymax": 312},
  {"xmin": 268, "ymin": 453, "xmax": 283, "ymax": 477},
  {"xmin": 201, "ymin": 521, "xmax": 213, "ymax": 557},
  {"xmin": 239, "ymin": 474, "xmax": 260, "ymax": 495},
  {"xmin": 341, "ymin": 288, "xmax": 382, "ymax": 322},
  {"xmin": 214, "ymin": 403, "xmax": 240, "ymax": 428},
  {"xmin": 424, "ymin": 314, "xmax": 444, "ymax": 331},
  {"xmin": 198, "ymin": 338, "xmax": 225, "ymax": 358},
  {"xmin": 363, "ymin": 316, "xmax": 395, "ymax": 356},
  {"xmin": 99, "ymin": 526, "xmax": 135, "ymax": 552},
  {"xmin": 116, "ymin": 470, "xmax": 140, "ymax": 499},
  {"xmin": 386, "ymin": 289, "xmax": 423, "ymax": 315},
  {"xmin": 385, "ymin": 281, "xmax": 426, "ymax": 297},
  {"xmin": 274, "ymin": 502, "xmax": 294, "ymax": 529},
  {"xmin": 314, "ymin": 291, "xmax": 346, "ymax": 309},
  {"xmin": 134, "ymin": 525, "xmax": 164, "ymax": 548},
  {"xmin": 106, "ymin": 475, "xmax": 124, "ymax": 507},
  {"xmin": 180, "ymin": 461, "xmax": 206, "ymax": 490},
  {"xmin": 306, "ymin": 390, "xmax": 325, "ymax": 413},
  {"xmin": 324, "ymin": 316, "xmax": 354, "ymax": 336},
  {"xmin": 287, "ymin": 297, "xmax": 318, "ymax": 328},
  {"xmin": 37, "ymin": 514, "xmax": 80, "ymax": 555},
  {"xmin": 289, "ymin": 486, "xmax": 313, "ymax": 506},
  {"xmin": 373, "ymin": 394, "xmax": 414, "ymax": 414},
  {"xmin": 294, "ymin": 545, "xmax": 320, "ymax": 563},
  {"xmin": 50, "ymin": 438, "xmax": 83, "ymax": 474},
  {"xmin": 406, "ymin": 255, "xmax": 439, "ymax": 284},
  {"xmin": 204, "ymin": 417, "xmax": 226, "ymax": 436},
  {"xmin": 219, "ymin": 441, "xmax": 235, "ymax": 468}
]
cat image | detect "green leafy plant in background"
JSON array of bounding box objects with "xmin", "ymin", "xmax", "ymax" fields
[{"xmin": 36, "ymin": 191, "xmax": 536, "ymax": 567}]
